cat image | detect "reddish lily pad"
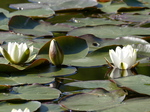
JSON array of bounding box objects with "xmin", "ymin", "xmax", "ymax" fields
[{"xmin": 0, "ymin": 58, "xmax": 49, "ymax": 72}]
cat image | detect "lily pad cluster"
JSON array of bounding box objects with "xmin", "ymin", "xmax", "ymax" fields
[{"xmin": 0, "ymin": 0, "xmax": 150, "ymax": 112}]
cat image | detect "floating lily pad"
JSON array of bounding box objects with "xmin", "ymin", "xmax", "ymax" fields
[
  {"xmin": 64, "ymin": 17, "xmax": 125, "ymax": 27},
  {"xmin": 0, "ymin": 58, "xmax": 49, "ymax": 72},
  {"xmin": 80, "ymin": 35, "xmax": 148, "ymax": 50},
  {"xmin": 9, "ymin": 15, "xmax": 73, "ymax": 37},
  {"xmin": 7, "ymin": 8, "xmax": 55, "ymax": 18},
  {"xmin": 0, "ymin": 72, "xmax": 54, "ymax": 86},
  {"xmin": 0, "ymin": 13, "xmax": 9, "ymax": 30},
  {"xmin": 68, "ymin": 25, "xmax": 150, "ymax": 38},
  {"xmin": 0, "ymin": 32, "xmax": 30, "ymax": 43},
  {"xmin": 28, "ymin": 0, "xmax": 98, "ymax": 11},
  {"xmin": 37, "ymin": 66, "xmax": 77, "ymax": 77},
  {"xmin": 38, "ymin": 36, "xmax": 89, "ymax": 65},
  {"xmin": 65, "ymin": 80, "xmax": 122, "ymax": 91},
  {"xmin": 100, "ymin": 97, "xmax": 150, "ymax": 112},
  {"xmin": 0, "ymin": 101, "xmax": 41, "ymax": 112},
  {"xmin": 0, "ymin": 84, "xmax": 61, "ymax": 100},
  {"xmin": 39, "ymin": 104, "xmax": 67, "ymax": 112},
  {"xmin": 59, "ymin": 88, "xmax": 126, "ymax": 111},
  {"xmin": 114, "ymin": 75, "xmax": 150, "ymax": 95},
  {"xmin": 9, "ymin": 15, "xmax": 53, "ymax": 37},
  {"xmin": 109, "ymin": 14, "xmax": 150, "ymax": 23}
]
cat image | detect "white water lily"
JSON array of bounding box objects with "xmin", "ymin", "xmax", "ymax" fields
[
  {"xmin": 11, "ymin": 108, "xmax": 30, "ymax": 112},
  {"xmin": 0, "ymin": 42, "xmax": 34, "ymax": 64},
  {"xmin": 49, "ymin": 39, "xmax": 64, "ymax": 66},
  {"xmin": 109, "ymin": 45, "xmax": 137, "ymax": 69}
]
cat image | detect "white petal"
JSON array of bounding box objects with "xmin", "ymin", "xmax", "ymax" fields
[
  {"xmin": 24, "ymin": 108, "xmax": 30, "ymax": 112},
  {"xmin": 29, "ymin": 45, "xmax": 33, "ymax": 55},
  {"xmin": 109, "ymin": 49, "xmax": 121, "ymax": 68},
  {"xmin": 18, "ymin": 109, "xmax": 23, "ymax": 112},
  {"xmin": 11, "ymin": 109, "xmax": 18, "ymax": 112}
]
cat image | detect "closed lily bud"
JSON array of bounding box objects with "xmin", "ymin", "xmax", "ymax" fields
[
  {"xmin": 11, "ymin": 108, "xmax": 30, "ymax": 112},
  {"xmin": 0, "ymin": 42, "xmax": 34, "ymax": 64},
  {"xmin": 49, "ymin": 39, "xmax": 64, "ymax": 66},
  {"xmin": 109, "ymin": 45, "xmax": 138, "ymax": 69}
]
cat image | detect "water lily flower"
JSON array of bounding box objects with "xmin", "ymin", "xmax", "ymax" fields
[
  {"xmin": 49, "ymin": 39, "xmax": 64, "ymax": 66},
  {"xmin": 109, "ymin": 45, "xmax": 138, "ymax": 69},
  {"xmin": 0, "ymin": 42, "xmax": 35, "ymax": 64},
  {"xmin": 11, "ymin": 108, "xmax": 30, "ymax": 112}
]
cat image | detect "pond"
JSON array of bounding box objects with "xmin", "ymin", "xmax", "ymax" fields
[{"xmin": 0, "ymin": 0, "xmax": 150, "ymax": 112}]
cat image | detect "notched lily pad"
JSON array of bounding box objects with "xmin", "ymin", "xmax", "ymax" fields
[
  {"xmin": 100, "ymin": 97, "xmax": 150, "ymax": 112},
  {"xmin": 9, "ymin": 15, "xmax": 73, "ymax": 37},
  {"xmin": 113, "ymin": 75, "xmax": 150, "ymax": 95},
  {"xmin": 0, "ymin": 84, "xmax": 61, "ymax": 100},
  {"xmin": 38, "ymin": 36, "xmax": 89, "ymax": 65},
  {"xmin": 59, "ymin": 88, "xmax": 126, "ymax": 111},
  {"xmin": 0, "ymin": 101, "xmax": 41, "ymax": 112},
  {"xmin": 65, "ymin": 80, "xmax": 123, "ymax": 91},
  {"xmin": 9, "ymin": 15, "xmax": 53, "ymax": 37}
]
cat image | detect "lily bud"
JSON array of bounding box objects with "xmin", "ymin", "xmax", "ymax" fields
[
  {"xmin": 109, "ymin": 45, "xmax": 138, "ymax": 69},
  {"xmin": 0, "ymin": 42, "xmax": 34, "ymax": 64},
  {"xmin": 49, "ymin": 39, "xmax": 64, "ymax": 66}
]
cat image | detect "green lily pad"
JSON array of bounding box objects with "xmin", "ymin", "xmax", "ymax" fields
[
  {"xmin": 123, "ymin": 0, "xmax": 144, "ymax": 7},
  {"xmin": 0, "ymin": 101, "xmax": 41, "ymax": 112},
  {"xmin": 38, "ymin": 36, "xmax": 89, "ymax": 65},
  {"xmin": 0, "ymin": 58, "xmax": 49, "ymax": 72},
  {"xmin": 39, "ymin": 104, "xmax": 67, "ymax": 112},
  {"xmin": 38, "ymin": 66, "xmax": 77, "ymax": 77},
  {"xmin": 0, "ymin": 84, "xmax": 61, "ymax": 100},
  {"xmin": 9, "ymin": 15, "xmax": 53, "ymax": 37},
  {"xmin": 64, "ymin": 17, "xmax": 125, "ymax": 27},
  {"xmin": 0, "ymin": 32, "xmax": 30, "ymax": 43},
  {"xmin": 9, "ymin": 15, "xmax": 73, "ymax": 37},
  {"xmin": 62, "ymin": 45, "xmax": 116, "ymax": 67},
  {"xmin": 29, "ymin": 0, "xmax": 98, "ymax": 11},
  {"xmin": 0, "ymin": 13, "xmax": 9, "ymax": 30},
  {"xmin": 59, "ymin": 88, "xmax": 126, "ymax": 111},
  {"xmin": 114, "ymin": 75, "xmax": 150, "ymax": 95},
  {"xmin": 68, "ymin": 25, "xmax": 150, "ymax": 38},
  {"xmin": 7, "ymin": 8, "xmax": 55, "ymax": 18},
  {"xmin": 109, "ymin": 14, "xmax": 150, "ymax": 23},
  {"xmin": 9, "ymin": 3, "xmax": 46, "ymax": 10},
  {"xmin": 65, "ymin": 80, "xmax": 123, "ymax": 91},
  {"xmin": 80, "ymin": 35, "xmax": 148, "ymax": 50},
  {"xmin": 0, "ymin": 73, "xmax": 54, "ymax": 86},
  {"xmin": 100, "ymin": 97, "xmax": 150, "ymax": 112}
]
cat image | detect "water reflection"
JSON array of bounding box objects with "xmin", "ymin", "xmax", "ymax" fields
[{"xmin": 108, "ymin": 68, "xmax": 136, "ymax": 79}]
